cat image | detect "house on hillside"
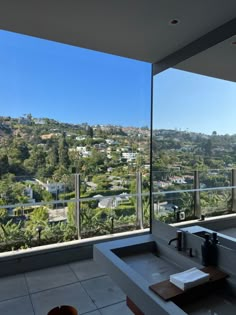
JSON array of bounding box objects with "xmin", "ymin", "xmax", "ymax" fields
[
  {"xmin": 122, "ymin": 152, "xmax": 137, "ymax": 162},
  {"xmin": 97, "ymin": 193, "xmax": 130, "ymax": 209},
  {"xmin": 23, "ymin": 187, "xmax": 35, "ymax": 203},
  {"xmin": 41, "ymin": 133, "xmax": 60, "ymax": 140},
  {"xmin": 35, "ymin": 179, "xmax": 65, "ymax": 194},
  {"xmin": 69, "ymin": 146, "xmax": 92, "ymax": 157},
  {"xmin": 157, "ymin": 202, "xmax": 178, "ymax": 213}
]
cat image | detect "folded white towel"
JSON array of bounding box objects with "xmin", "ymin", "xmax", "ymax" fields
[{"xmin": 170, "ymin": 267, "xmax": 210, "ymax": 291}]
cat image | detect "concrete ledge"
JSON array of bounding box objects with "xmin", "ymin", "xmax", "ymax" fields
[
  {"xmin": 172, "ymin": 213, "xmax": 236, "ymax": 231},
  {"xmin": 0, "ymin": 229, "xmax": 149, "ymax": 277}
]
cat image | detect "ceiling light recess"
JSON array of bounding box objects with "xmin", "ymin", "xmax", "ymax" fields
[{"xmin": 169, "ymin": 18, "xmax": 180, "ymax": 26}]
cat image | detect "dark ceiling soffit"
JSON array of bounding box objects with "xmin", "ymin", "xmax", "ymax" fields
[{"xmin": 152, "ymin": 17, "xmax": 236, "ymax": 76}]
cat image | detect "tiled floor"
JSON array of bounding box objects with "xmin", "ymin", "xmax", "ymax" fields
[{"xmin": 0, "ymin": 259, "xmax": 133, "ymax": 315}]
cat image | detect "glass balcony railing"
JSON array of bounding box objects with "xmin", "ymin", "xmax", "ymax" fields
[
  {"xmin": 0, "ymin": 173, "xmax": 150, "ymax": 252},
  {"xmin": 0, "ymin": 193, "xmax": 150, "ymax": 252},
  {"xmin": 1, "ymin": 169, "xmax": 236, "ymax": 253},
  {"xmin": 153, "ymin": 186, "xmax": 235, "ymax": 223},
  {"xmin": 152, "ymin": 169, "xmax": 236, "ymax": 223}
]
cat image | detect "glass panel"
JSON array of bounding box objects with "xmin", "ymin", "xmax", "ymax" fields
[
  {"xmin": 152, "ymin": 50, "xmax": 236, "ymax": 224},
  {"xmin": 0, "ymin": 30, "xmax": 151, "ymax": 252},
  {"xmin": 153, "ymin": 187, "xmax": 233, "ymax": 224}
]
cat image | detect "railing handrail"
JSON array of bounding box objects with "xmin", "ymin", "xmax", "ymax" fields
[{"xmin": 1, "ymin": 185, "xmax": 236, "ymax": 209}]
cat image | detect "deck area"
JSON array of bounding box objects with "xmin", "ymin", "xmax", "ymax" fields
[{"xmin": 0, "ymin": 259, "xmax": 133, "ymax": 315}]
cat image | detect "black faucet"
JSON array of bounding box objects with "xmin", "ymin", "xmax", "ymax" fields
[{"xmin": 168, "ymin": 230, "xmax": 183, "ymax": 251}]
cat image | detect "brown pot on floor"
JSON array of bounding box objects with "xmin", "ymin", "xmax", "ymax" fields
[{"xmin": 47, "ymin": 305, "xmax": 78, "ymax": 315}]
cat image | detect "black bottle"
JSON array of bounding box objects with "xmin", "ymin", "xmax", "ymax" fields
[
  {"xmin": 209, "ymin": 232, "xmax": 218, "ymax": 266},
  {"xmin": 201, "ymin": 233, "xmax": 211, "ymax": 266},
  {"xmin": 212, "ymin": 232, "xmax": 219, "ymax": 245}
]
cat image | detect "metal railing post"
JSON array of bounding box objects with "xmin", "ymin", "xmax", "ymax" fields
[
  {"xmin": 136, "ymin": 172, "xmax": 143, "ymax": 229},
  {"xmin": 231, "ymin": 169, "xmax": 236, "ymax": 212},
  {"xmin": 194, "ymin": 170, "xmax": 201, "ymax": 218},
  {"xmin": 75, "ymin": 173, "xmax": 81, "ymax": 239}
]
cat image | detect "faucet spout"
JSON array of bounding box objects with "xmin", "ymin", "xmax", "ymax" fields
[
  {"xmin": 168, "ymin": 230, "xmax": 183, "ymax": 251},
  {"xmin": 168, "ymin": 238, "xmax": 177, "ymax": 245}
]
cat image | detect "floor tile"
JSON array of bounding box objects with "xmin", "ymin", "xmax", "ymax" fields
[
  {"xmin": 0, "ymin": 296, "xmax": 34, "ymax": 315},
  {"xmin": 0, "ymin": 274, "xmax": 28, "ymax": 302},
  {"xmin": 70, "ymin": 259, "xmax": 105, "ymax": 281},
  {"xmin": 31, "ymin": 282, "xmax": 97, "ymax": 315},
  {"xmin": 25, "ymin": 264, "xmax": 77, "ymax": 293},
  {"xmin": 99, "ymin": 301, "xmax": 133, "ymax": 315},
  {"xmin": 81, "ymin": 275, "xmax": 125, "ymax": 308}
]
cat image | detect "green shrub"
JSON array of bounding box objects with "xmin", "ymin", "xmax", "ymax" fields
[{"xmin": 114, "ymin": 205, "xmax": 135, "ymax": 217}]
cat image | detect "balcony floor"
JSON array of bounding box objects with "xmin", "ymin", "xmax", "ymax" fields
[{"xmin": 0, "ymin": 259, "xmax": 133, "ymax": 315}]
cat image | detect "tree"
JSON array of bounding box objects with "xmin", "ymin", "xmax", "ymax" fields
[
  {"xmin": 58, "ymin": 134, "xmax": 70, "ymax": 168},
  {"xmin": 136, "ymin": 154, "xmax": 145, "ymax": 170},
  {"xmin": 8, "ymin": 140, "xmax": 29, "ymax": 162},
  {"xmin": 41, "ymin": 190, "xmax": 53, "ymax": 203},
  {"xmin": 203, "ymin": 139, "xmax": 213, "ymax": 157},
  {"xmin": 0, "ymin": 220, "xmax": 25, "ymax": 244},
  {"xmin": 47, "ymin": 144, "xmax": 59, "ymax": 168},
  {"xmin": 0, "ymin": 154, "xmax": 9, "ymax": 177},
  {"xmin": 93, "ymin": 175, "xmax": 111, "ymax": 190},
  {"xmin": 67, "ymin": 202, "xmax": 76, "ymax": 226},
  {"xmin": 87, "ymin": 126, "xmax": 93, "ymax": 138},
  {"xmin": 24, "ymin": 146, "xmax": 46, "ymax": 175},
  {"xmin": 26, "ymin": 113, "xmax": 32, "ymax": 121},
  {"xmin": 0, "ymin": 206, "xmax": 8, "ymax": 224},
  {"xmin": 26, "ymin": 206, "xmax": 49, "ymax": 231},
  {"xmin": 0, "ymin": 175, "xmax": 28, "ymax": 205},
  {"xmin": 53, "ymin": 165, "xmax": 70, "ymax": 181}
]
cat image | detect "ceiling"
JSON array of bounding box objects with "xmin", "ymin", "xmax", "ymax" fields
[
  {"xmin": 176, "ymin": 35, "xmax": 236, "ymax": 82},
  {"xmin": 0, "ymin": 0, "xmax": 236, "ymax": 81}
]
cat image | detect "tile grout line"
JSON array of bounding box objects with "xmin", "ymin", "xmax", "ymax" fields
[
  {"xmin": 68, "ymin": 261, "xmax": 106, "ymax": 282},
  {"xmin": 82, "ymin": 309, "xmax": 102, "ymax": 315},
  {"xmin": 79, "ymin": 274, "xmax": 108, "ymax": 283},
  {"xmin": 25, "ymin": 264, "xmax": 98, "ymax": 315},
  {"xmin": 67, "ymin": 262, "xmax": 106, "ymax": 314},
  {"xmin": 23, "ymin": 273, "xmax": 36, "ymax": 315},
  {"xmin": 97, "ymin": 298, "xmax": 126, "ymax": 310},
  {"xmin": 79, "ymin": 278, "xmax": 101, "ymax": 311},
  {"xmin": 67, "ymin": 263, "xmax": 81, "ymax": 282},
  {"xmin": 79, "ymin": 275, "xmax": 126, "ymax": 311},
  {"xmin": 23, "ymin": 263, "xmax": 104, "ymax": 302},
  {"xmin": 29, "ymin": 279, "xmax": 80, "ymax": 295},
  {"xmin": 98, "ymin": 299, "xmax": 127, "ymax": 312},
  {"xmin": 0, "ymin": 293, "xmax": 29, "ymax": 304},
  {"xmin": 23, "ymin": 262, "xmax": 81, "ymax": 295}
]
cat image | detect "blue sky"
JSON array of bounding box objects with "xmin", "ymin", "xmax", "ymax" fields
[
  {"xmin": 0, "ymin": 30, "xmax": 236, "ymax": 134},
  {"xmin": 153, "ymin": 69, "xmax": 236, "ymax": 135},
  {"xmin": 0, "ymin": 30, "xmax": 151, "ymax": 128}
]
